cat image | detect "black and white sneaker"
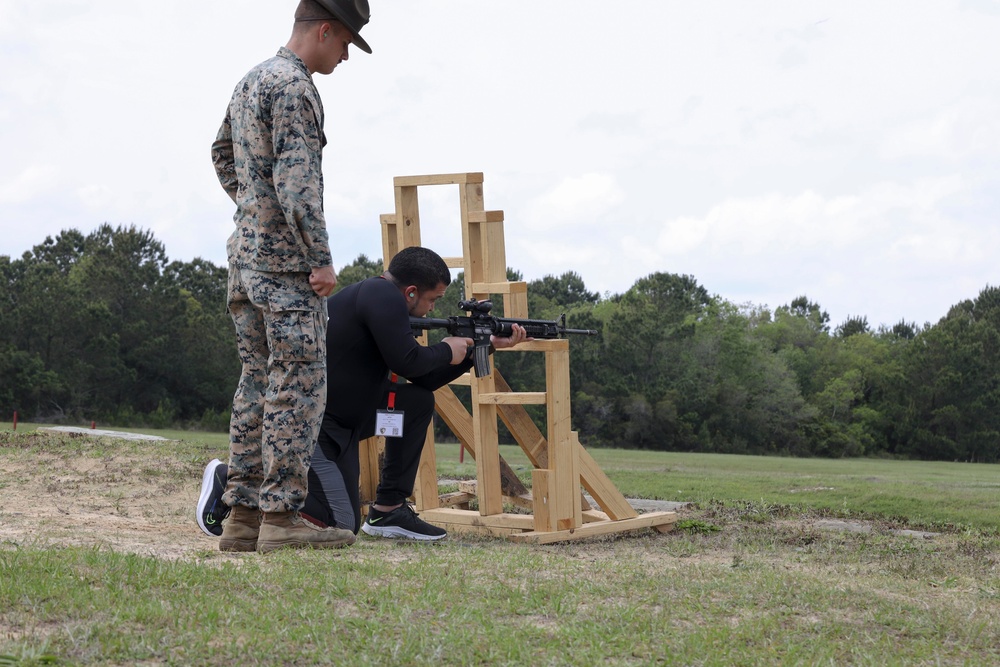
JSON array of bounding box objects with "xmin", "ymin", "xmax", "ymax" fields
[
  {"xmin": 196, "ymin": 459, "xmax": 230, "ymax": 537},
  {"xmin": 361, "ymin": 504, "xmax": 447, "ymax": 541}
]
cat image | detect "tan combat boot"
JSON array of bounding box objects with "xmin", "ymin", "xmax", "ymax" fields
[
  {"xmin": 257, "ymin": 511, "xmax": 356, "ymax": 554},
  {"xmin": 219, "ymin": 505, "xmax": 261, "ymax": 552}
]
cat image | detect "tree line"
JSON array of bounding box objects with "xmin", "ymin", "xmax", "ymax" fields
[{"xmin": 3, "ymin": 225, "xmax": 999, "ymax": 462}]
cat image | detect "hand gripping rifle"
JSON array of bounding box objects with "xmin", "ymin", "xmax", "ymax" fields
[{"xmin": 409, "ymin": 299, "xmax": 598, "ymax": 377}]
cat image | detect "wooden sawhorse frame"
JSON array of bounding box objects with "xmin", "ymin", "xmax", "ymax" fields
[{"xmin": 359, "ymin": 172, "xmax": 676, "ymax": 543}]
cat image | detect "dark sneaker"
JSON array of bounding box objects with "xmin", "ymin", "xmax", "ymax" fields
[
  {"xmin": 196, "ymin": 459, "xmax": 230, "ymax": 537},
  {"xmin": 361, "ymin": 504, "xmax": 447, "ymax": 541}
]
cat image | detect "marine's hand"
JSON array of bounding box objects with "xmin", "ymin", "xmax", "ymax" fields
[
  {"xmin": 310, "ymin": 265, "xmax": 338, "ymax": 297},
  {"xmin": 491, "ymin": 324, "xmax": 530, "ymax": 349},
  {"xmin": 443, "ymin": 336, "xmax": 474, "ymax": 364}
]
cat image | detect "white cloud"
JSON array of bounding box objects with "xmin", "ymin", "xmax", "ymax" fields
[
  {"xmin": 880, "ymin": 99, "xmax": 1000, "ymax": 160},
  {"xmin": 607, "ymin": 174, "xmax": 990, "ymax": 326},
  {"xmin": 0, "ymin": 165, "xmax": 59, "ymax": 204},
  {"xmin": 524, "ymin": 173, "xmax": 624, "ymax": 231}
]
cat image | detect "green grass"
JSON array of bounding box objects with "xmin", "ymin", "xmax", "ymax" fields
[
  {"xmin": 3, "ymin": 531, "xmax": 1000, "ymax": 666},
  {"xmin": 3, "ymin": 426, "xmax": 1000, "ymax": 664},
  {"xmin": 434, "ymin": 441, "xmax": 1000, "ymax": 533}
]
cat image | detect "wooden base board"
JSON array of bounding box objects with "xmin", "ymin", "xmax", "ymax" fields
[{"xmin": 418, "ymin": 506, "xmax": 677, "ymax": 544}]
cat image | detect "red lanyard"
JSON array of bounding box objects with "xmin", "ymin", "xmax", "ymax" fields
[{"xmin": 387, "ymin": 373, "xmax": 398, "ymax": 411}]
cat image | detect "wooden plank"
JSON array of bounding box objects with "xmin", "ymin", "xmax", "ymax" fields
[
  {"xmin": 432, "ymin": 522, "xmax": 522, "ymax": 538},
  {"xmin": 393, "ymin": 173, "xmax": 483, "ymax": 187},
  {"xmin": 477, "ymin": 392, "xmax": 547, "ymax": 405},
  {"xmin": 418, "ymin": 507, "xmax": 535, "ymax": 530},
  {"xmin": 506, "ymin": 284, "xmax": 528, "ymax": 318},
  {"xmin": 358, "ymin": 436, "xmax": 384, "ymax": 506},
  {"xmin": 483, "ymin": 218, "xmax": 507, "ymax": 283},
  {"xmin": 462, "ymin": 181, "xmax": 487, "ymax": 296},
  {"xmin": 413, "ymin": 420, "xmax": 439, "ymax": 511},
  {"xmin": 574, "ymin": 432, "xmax": 638, "ymax": 520},
  {"xmin": 582, "ymin": 509, "xmax": 611, "ymax": 523},
  {"xmin": 393, "ymin": 185, "xmax": 422, "ymax": 249},
  {"xmin": 380, "ymin": 214, "xmax": 398, "ymax": 267},
  {"xmin": 437, "ymin": 491, "xmax": 475, "ymax": 508},
  {"xmin": 532, "ymin": 469, "xmax": 552, "ymax": 532},
  {"xmin": 546, "ymin": 346, "xmax": 580, "ymax": 530},
  {"xmin": 470, "ymin": 282, "xmax": 515, "ymax": 295},
  {"xmin": 468, "ymin": 280, "xmax": 529, "ymax": 297},
  {"xmin": 433, "ymin": 387, "xmax": 474, "ymax": 448},
  {"xmin": 508, "ymin": 511, "xmax": 678, "ymax": 545},
  {"xmin": 472, "ymin": 371, "xmax": 504, "ymax": 515},
  {"xmin": 442, "ymin": 256, "xmax": 464, "ymax": 269},
  {"xmin": 504, "ymin": 493, "xmax": 534, "ymax": 510},
  {"xmin": 467, "ymin": 209, "xmax": 504, "ymax": 223}
]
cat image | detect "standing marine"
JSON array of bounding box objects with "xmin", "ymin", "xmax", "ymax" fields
[{"xmin": 209, "ymin": 0, "xmax": 373, "ymax": 553}]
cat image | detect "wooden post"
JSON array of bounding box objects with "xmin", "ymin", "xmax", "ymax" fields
[
  {"xmin": 412, "ymin": 420, "xmax": 439, "ymax": 510},
  {"xmin": 471, "ymin": 370, "xmax": 504, "ymax": 516},
  {"xmin": 545, "ymin": 341, "xmax": 581, "ymax": 531}
]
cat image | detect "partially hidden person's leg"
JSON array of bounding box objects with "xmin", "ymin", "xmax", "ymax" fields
[
  {"xmin": 219, "ymin": 264, "xmax": 266, "ymax": 552},
  {"xmin": 197, "ymin": 458, "xmax": 229, "ymax": 537},
  {"xmin": 304, "ymin": 418, "xmax": 362, "ymax": 534},
  {"xmin": 362, "ymin": 383, "xmax": 446, "ymax": 541},
  {"xmin": 374, "ymin": 383, "xmax": 436, "ymax": 506}
]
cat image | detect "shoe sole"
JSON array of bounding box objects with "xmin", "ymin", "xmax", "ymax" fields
[
  {"xmin": 361, "ymin": 523, "xmax": 447, "ymax": 541},
  {"xmin": 196, "ymin": 459, "xmax": 226, "ymax": 537},
  {"xmin": 257, "ymin": 534, "xmax": 357, "ymax": 554}
]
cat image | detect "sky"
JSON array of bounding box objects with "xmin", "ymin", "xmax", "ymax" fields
[{"xmin": 2, "ymin": 1, "xmax": 998, "ymax": 329}]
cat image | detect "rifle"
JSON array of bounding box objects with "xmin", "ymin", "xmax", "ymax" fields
[{"xmin": 409, "ymin": 299, "xmax": 598, "ymax": 377}]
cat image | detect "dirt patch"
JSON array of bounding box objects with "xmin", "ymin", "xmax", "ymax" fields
[
  {"xmin": 1, "ymin": 450, "xmax": 211, "ymax": 560},
  {"xmin": 1, "ymin": 430, "xmax": 931, "ymax": 562}
]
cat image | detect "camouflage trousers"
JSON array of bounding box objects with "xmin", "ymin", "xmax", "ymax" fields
[{"xmin": 225, "ymin": 265, "xmax": 327, "ymax": 514}]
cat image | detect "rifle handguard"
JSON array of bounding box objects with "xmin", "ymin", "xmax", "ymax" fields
[{"xmin": 410, "ymin": 299, "xmax": 598, "ymax": 377}]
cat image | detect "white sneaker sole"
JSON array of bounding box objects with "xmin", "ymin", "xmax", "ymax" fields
[
  {"xmin": 196, "ymin": 458, "xmax": 225, "ymax": 537},
  {"xmin": 361, "ymin": 523, "xmax": 447, "ymax": 541}
]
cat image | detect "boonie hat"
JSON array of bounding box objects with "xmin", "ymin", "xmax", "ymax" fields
[{"xmin": 316, "ymin": 0, "xmax": 372, "ymax": 54}]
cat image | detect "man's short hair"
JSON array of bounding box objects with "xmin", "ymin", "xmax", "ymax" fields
[{"xmin": 387, "ymin": 247, "xmax": 451, "ymax": 292}]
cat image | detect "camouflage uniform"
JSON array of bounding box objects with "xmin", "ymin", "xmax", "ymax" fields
[{"xmin": 211, "ymin": 47, "xmax": 331, "ymax": 514}]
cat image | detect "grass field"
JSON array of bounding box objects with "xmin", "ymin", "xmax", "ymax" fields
[{"xmin": 2, "ymin": 424, "xmax": 999, "ymax": 665}]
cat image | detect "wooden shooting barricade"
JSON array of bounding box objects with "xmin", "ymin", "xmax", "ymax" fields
[{"xmin": 358, "ymin": 172, "xmax": 677, "ymax": 543}]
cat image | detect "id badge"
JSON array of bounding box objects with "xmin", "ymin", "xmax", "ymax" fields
[{"xmin": 376, "ymin": 410, "xmax": 404, "ymax": 438}]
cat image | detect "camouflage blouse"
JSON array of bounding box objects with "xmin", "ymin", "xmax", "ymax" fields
[{"xmin": 212, "ymin": 47, "xmax": 333, "ymax": 272}]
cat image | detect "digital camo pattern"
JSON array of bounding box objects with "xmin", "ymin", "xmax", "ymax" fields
[
  {"xmin": 212, "ymin": 46, "xmax": 332, "ymax": 272},
  {"xmin": 224, "ymin": 266, "xmax": 328, "ymax": 514}
]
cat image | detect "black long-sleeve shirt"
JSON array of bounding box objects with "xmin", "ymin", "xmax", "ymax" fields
[{"xmin": 324, "ymin": 276, "xmax": 472, "ymax": 430}]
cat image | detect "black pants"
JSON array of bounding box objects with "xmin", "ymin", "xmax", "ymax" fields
[{"xmin": 303, "ymin": 382, "xmax": 436, "ymax": 533}]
